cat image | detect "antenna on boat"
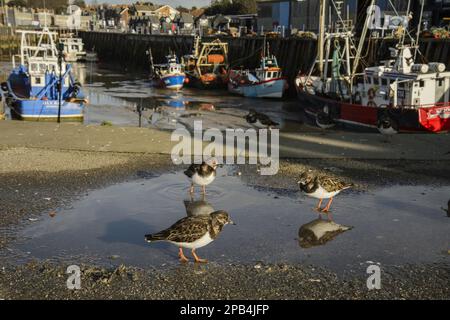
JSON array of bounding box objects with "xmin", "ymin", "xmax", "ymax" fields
[
  {"xmin": 414, "ymin": 0, "xmax": 425, "ymax": 60},
  {"xmin": 400, "ymin": 0, "xmax": 412, "ymax": 47},
  {"xmin": 351, "ymin": 0, "xmax": 376, "ymax": 81},
  {"xmin": 43, "ymin": 0, "xmax": 47, "ymax": 28},
  {"xmin": 318, "ymin": 0, "xmax": 326, "ymax": 77}
]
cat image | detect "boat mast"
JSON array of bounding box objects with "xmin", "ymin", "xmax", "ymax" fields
[
  {"xmin": 414, "ymin": 0, "xmax": 425, "ymax": 60},
  {"xmin": 351, "ymin": 0, "xmax": 375, "ymax": 82},
  {"xmin": 318, "ymin": 0, "xmax": 327, "ymax": 77},
  {"xmin": 400, "ymin": 0, "xmax": 412, "ymax": 47}
]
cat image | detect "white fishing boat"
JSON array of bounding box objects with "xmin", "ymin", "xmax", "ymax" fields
[
  {"xmin": 228, "ymin": 42, "xmax": 287, "ymax": 98},
  {"xmin": 2, "ymin": 28, "xmax": 86, "ymax": 121}
]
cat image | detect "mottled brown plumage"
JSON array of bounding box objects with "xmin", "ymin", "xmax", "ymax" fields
[
  {"xmin": 145, "ymin": 211, "xmax": 234, "ymax": 263},
  {"xmin": 298, "ymin": 171, "xmax": 352, "ymax": 194},
  {"xmin": 298, "ymin": 171, "xmax": 352, "ymax": 216}
]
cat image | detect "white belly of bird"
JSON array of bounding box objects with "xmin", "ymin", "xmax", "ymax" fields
[
  {"xmin": 172, "ymin": 232, "xmax": 214, "ymax": 249},
  {"xmin": 307, "ymin": 185, "xmax": 341, "ymax": 199},
  {"xmin": 253, "ymin": 120, "xmax": 266, "ymax": 129},
  {"xmin": 192, "ymin": 172, "xmax": 215, "ymax": 186}
]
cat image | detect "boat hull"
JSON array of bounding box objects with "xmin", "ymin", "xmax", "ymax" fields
[
  {"xmin": 228, "ymin": 78, "xmax": 286, "ymax": 98},
  {"xmin": 185, "ymin": 73, "xmax": 227, "ymax": 90},
  {"xmin": 9, "ymin": 99, "xmax": 84, "ymax": 121},
  {"xmin": 153, "ymin": 74, "xmax": 185, "ymax": 90},
  {"xmin": 296, "ymin": 87, "xmax": 450, "ymax": 133}
]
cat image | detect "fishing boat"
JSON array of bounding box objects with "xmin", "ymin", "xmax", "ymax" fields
[
  {"xmin": 182, "ymin": 36, "xmax": 229, "ymax": 89},
  {"xmin": 149, "ymin": 50, "xmax": 186, "ymax": 90},
  {"xmin": 295, "ymin": 0, "xmax": 450, "ymax": 133},
  {"xmin": 228, "ymin": 43, "xmax": 287, "ymax": 98},
  {"xmin": 3, "ymin": 28, "xmax": 86, "ymax": 121},
  {"xmin": 59, "ymin": 34, "xmax": 86, "ymax": 62}
]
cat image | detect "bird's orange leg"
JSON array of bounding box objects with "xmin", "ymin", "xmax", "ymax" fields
[
  {"xmin": 315, "ymin": 199, "xmax": 323, "ymax": 212},
  {"xmin": 321, "ymin": 197, "xmax": 334, "ymax": 213},
  {"xmin": 179, "ymin": 248, "xmax": 189, "ymax": 263},
  {"xmin": 202, "ymin": 185, "xmax": 206, "ymax": 195},
  {"xmin": 192, "ymin": 249, "xmax": 208, "ymax": 263}
]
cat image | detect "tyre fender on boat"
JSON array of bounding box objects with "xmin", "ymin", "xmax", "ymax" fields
[
  {"xmin": 1, "ymin": 82, "xmax": 8, "ymax": 93},
  {"xmin": 377, "ymin": 110, "xmax": 399, "ymax": 135},
  {"xmin": 316, "ymin": 105, "xmax": 335, "ymax": 129}
]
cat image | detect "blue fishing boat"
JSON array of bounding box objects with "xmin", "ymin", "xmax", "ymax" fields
[
  {"xmin": 3, "ymin": 28, "xmax": 86, "ymax": 121},
  {"xmin": 149, "ymin": 50, "xmax": 186, "ymax": 90},
  {"xmin": 228, "ymin": 43, "xmax": 287, "ymax": 99}
]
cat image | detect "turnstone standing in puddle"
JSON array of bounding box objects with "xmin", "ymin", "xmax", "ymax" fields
[
  {"xmin": 145, "ymin": 210, "xmax": 235, "ymax": 263},
  {"xmin": 298, "ymin": 171, "xmax": 352, "ymax": 218},
  {"xmin": 245, "ymin": 109, "xmax": 279, "ymax": 129},
  {"xmin": 184, "ymin": 159, "xmax": 218, "ymax": 194}
]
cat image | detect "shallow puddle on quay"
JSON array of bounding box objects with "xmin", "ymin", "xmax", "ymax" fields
[{"xmin": 7, "ymin": 167, "xmax": 450, "ymax": 272}]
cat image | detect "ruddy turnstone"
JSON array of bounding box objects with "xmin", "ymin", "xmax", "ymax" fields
[
  {"xmin": 145, "ymin": 210, "xmax": 235, "ymax": 263},
  {"xmin": 184, "ymin": 159, "xmax": 218, "ymax": 194},
  {"xmin": 245, "ymin": 109, "xmax": 279, "ymax": 129},
  {"xmin": 442, "ymin": 199, "xmax": 450, "ymax": 217},
  {"xmin": 297, "ymin": 171, "xmax": 352, "ymax": 218}
]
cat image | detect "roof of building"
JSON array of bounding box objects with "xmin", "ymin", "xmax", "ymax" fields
[
  {"xmin": 191, "ymin": 8, "xmax": 205, "ymax": 18},
  {"xmin": 134, "ymin": 5, "xmax": 157, "ymax": 12},
  {"xmin": 180, "ymin": 12, "xmax": 194, "ymax": 23}
]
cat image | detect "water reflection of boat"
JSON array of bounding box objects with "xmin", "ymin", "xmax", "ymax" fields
[
  {"xmin": 149, "ymin": 105, "xmax": 186, "ymax": 130},
  {"xmin": 228, "ymin": 42, "xmax": 287, "ymax": 99},
  {"xmin": 182, "ymin": 36, "xmax": 229, "ymax": 89},
  {"xmin": 3, "ymin": 28, "xmax": 86, "ymax": 121},
  {"xmin": 298, "ymin": 218, "xmax": 352, "ymax": 248}
]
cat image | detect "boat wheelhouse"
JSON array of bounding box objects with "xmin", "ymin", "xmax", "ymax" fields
[
  {"xmin": 182, "ymin": 37, "xmax": 229, "ymax": 89},
  {"xmin": 150, "ymin": 52, "xmax": 186, "ymax": 90},
  {"xmin": 4, "ymin": 28, "xmax": 86, "ymax": 121},
  {"xmin": 60, "ymin": 35, "xmax": 86, "ymax": 62}
]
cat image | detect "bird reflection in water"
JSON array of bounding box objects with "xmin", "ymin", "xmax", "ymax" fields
[
  {"xmin": 184, "ymin": 194, "xmax": 216, "ymax": 217},
  {"xmin": 298, "ymin": 218, "xmax": 352, "ymax": 248}
]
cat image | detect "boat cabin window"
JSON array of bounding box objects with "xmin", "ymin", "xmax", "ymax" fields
[
  {"xmin": 381, "ymin": 78, "xmax": 388, "ymax": 86},
  {"xmin": 35, "ymin": 77, "xmax": 41, "ymax": 85},
  {"xmin": 419, "ymin": 80, "xmax": 425, "ymax": 88},
  {"xmin": 437, "ymin": 78, "xmax": 444, "ymax": 87},
  {"xmin": 30, "ymin": 63, "xmax": 38, "ymax": 72}
]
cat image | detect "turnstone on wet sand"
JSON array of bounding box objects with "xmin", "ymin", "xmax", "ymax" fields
[
  {"xmin": 184, "ymin": 159, "xmax": 218, "ymax": 194},
  {"xmin": 298, "ymin": 171, "xmax": 352, "ymax": 218},
  {"xmin": 145, "ymin": 210, "xmax": 235, "ymax": 263},
  {"xmin": 245, "ymin": 109, "xmax": 279, "ymax": 129}
]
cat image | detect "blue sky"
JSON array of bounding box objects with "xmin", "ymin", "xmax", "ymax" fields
[{"xmin": 87, "ymin": 0, "xmax": 212, "ymax": 7}]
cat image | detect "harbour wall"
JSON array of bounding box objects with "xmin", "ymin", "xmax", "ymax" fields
[
  {"xmin": 77, "ymin": 32, "xmax": 450, "ymax": 92},
  {"xmin": 0, "ymin": 27, "xmax": 19, "ymax": 61}
]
